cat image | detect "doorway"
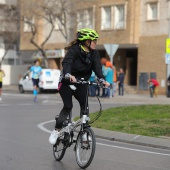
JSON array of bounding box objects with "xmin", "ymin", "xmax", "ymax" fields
[{"xmin": 126, "ymin": 49, "xmax": 138, "ymax": 85}]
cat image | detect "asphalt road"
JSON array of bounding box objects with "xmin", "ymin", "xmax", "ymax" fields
[{"xmin": 0, "ymin": 93, "xmax": 170, "ymax": 170}]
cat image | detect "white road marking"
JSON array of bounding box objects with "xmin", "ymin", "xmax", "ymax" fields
[
  {"xmin": 97, "ymin": 142, "xmax": 170, "ymax": 157},
  {"xmin": 37, "ymin": 120, "xmax": 55, "ymax": 133},
  {"xmin": 42, "ymin": 100, "xmax": 49, "ymax": 103},
  {"xmin": 37, "ymin": 120, "xmax": 170, "ymax": 157},
  {"xmin": 132, "ymin": 135, "xmax": 140, "ymax": 140}
]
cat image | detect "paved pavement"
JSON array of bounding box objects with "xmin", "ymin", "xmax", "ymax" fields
[{"xmin": 3, "ymin": 85, "xmax": 170, "ymax": 150}]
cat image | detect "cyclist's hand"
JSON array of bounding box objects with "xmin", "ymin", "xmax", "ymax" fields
[
  {"xmin": 102, "ymin": 81, "xmax": 110, "ymax": 88},
  {"xmin": 70, "ymin": 75, "xmax": 77, "ymax": 82}
]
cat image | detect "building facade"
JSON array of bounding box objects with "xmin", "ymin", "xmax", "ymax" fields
[
  {"xmin": 18, "ymin": 0, "xmax": 170, "ymax": 95},
  {"xmin": 138, "ymin": 0, "xmax": 170, "ymax": 94}
]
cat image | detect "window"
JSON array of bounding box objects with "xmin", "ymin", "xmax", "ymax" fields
[
  {"xmin": 101, "ymin": 6, "xmax": 112, "ymax": 29},
  {"xmin": 24, "ymin": 17, "xmax": 34, "ymax": 32},
  {"xmin": 147, "ymin": 2, "xmax": 158, "ymax": 20},
  {"xmin": 77, "ymin": 8, "xmax": 94, "ymax": 29},
  {"xmin": 100, "ymin": 4, "xmax": 126, "ymax": 30},
  {"xmin": 114, "ymin": 5, "xmax": 125, "ymax": 29}
]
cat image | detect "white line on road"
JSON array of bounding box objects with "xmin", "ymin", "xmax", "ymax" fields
[
  {"xmin": 37, "ymin": 120, "xmax": 170, "ymax": 157},
  {"xmin": 37, "ymin": 120, "xmax": 55, "ymax": 133},
  {"xmin": 97, "ymin": 142, "xmax": 170, "ymax": 157}
]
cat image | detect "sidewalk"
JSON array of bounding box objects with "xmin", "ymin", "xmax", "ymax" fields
[
  {"xmin": 3, "ymin": 85, "xmax": 170, "ymax": 150},
  {"xmin": 92, "ymin": 127, "xmax": 170, "ymax": 150},
  {"xmin": 3, "ymin": 85, "xmax": 18, "ymax": 93}
]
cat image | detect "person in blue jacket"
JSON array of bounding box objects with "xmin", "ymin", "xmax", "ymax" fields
[
  {"xmin": 103, "ymin": 65, "xmax": 113, "ymax": 98},
  {"xmin": 29, "ymin": 60, "xmax": 42, "ymax": 102},
  {"xmin": 89, "ymin": 71, "xmax": 96, "ymax": 97}
]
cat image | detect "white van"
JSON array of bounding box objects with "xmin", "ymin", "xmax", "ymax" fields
[{"xmin": 18, "ymin": 69, "xmax": 61, "ymax": 93}]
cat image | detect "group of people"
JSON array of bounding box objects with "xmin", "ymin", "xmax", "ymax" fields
[{"xmin": 88, "ymin": 58, "xmax": 125, "ymax": 98}]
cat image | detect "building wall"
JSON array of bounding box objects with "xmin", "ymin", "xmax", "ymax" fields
[
  {"xmin": 138, "ymin": 35, "xmax": 167, "ymax": 94},
  {"xmin": 2, "ymin": 65, "xmax": 29, "ymax": 85},
  {"xmin": 140, "ymin": 0, "xmax": 169, "ymax": 36},
  {"xmin": 96, "ymin": 0, "xmax": 140, "ymax": 45},
  {"xmin": 138, "ymin": 0, "xmax": 170, "ymax": 95}
]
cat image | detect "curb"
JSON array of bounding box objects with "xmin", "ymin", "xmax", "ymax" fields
[{"xmin": 95, "ymin": 134, "xmax": 170, "ymax": 150}]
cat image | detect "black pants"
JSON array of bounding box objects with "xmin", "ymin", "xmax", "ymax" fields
[
  {"xmin": 118, "ymin": 83, "xmax": 124, "ymax": 95},
  {"xmin": 55, "ymin": 82, "xmax": 89, "ymax": 129}
]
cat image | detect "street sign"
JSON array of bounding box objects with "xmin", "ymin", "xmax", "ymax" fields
[
  {"xmin": 104, "ymin": 44, "xmax": 119, "ymax": 63},
  {"xmin": 165, "ymin": 53, "xmax": 170, "ymax": 64},
  {"xmin": 166, "ymin": 38, "xmax": 170, "ymax": 54}
]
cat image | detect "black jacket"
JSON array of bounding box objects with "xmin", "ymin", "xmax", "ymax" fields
[
  {"xmin": 62, "ymin": 43, "xmax": 104, "ymax": 81},
  {"xmin": 117, "ymin": 73, "xmax": 125, "ymax": 84}
]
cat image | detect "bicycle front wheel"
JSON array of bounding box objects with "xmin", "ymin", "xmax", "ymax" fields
[
  {"xmin": 53, "ymin": 133, "xmax": 67, "ymax": 161},
  {"xmin": 75, "ymin": 127, "xmax": 96, "ymax": 169}
]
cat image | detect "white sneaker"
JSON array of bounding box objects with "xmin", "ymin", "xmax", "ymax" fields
[{"xmin": 49, "ymin": 130, "xmax": 59, "ymax": 145}]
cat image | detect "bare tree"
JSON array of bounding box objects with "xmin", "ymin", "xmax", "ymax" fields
[
  {"xmin": 20, "ymin": 0, "xmax": 78, "ymax": 68},
  {"xmin": 0, "ymin": 4, "xmax": 19, "ymax": 64}
]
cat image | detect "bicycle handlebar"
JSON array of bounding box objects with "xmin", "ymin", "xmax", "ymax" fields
[{"xmin": 65, "ymin": 77, "xmax": 108, "ymax": 88}]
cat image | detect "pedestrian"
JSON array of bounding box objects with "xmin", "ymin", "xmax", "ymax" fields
[
  {"xmin": 88, "ymin": 71, "xmax": 96, "ymax": 97},
  {"xmin": 167, "ymin": 75, "xmax": 170, "ymax": 97},
  {"xmin": 100, "ymin": 58, "xmax": 117, "ymax": 97},
  {"xmin": 101, "ymin": 64, "xmax": 107, "ymax": 97},
  {"xmin": 112, "ymin": 62, "xmax": 117, "ymax": 97},
  {"xmin": 0, "ymin": 63, "xmax": 5, "ymax": 101},
  {"xmin": 49, "ymin": 28, "xmax": 110, "ymax": 145},
  {"xmin": 148, "ymin": 78, "xmax": 159, "ymax": 97},
  {"xmin": 103, "ymin": 65, "xmax": 113, "ymax": 98},
  {"xmin": 29, "ymin": 59, "xmax": 42, "ymax": 102},
  {"xmin": 117, "ymin": 68, "xmax": 125, "ymax": 96}
]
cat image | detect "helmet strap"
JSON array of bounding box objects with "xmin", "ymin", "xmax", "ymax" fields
[{"xmin": 84, "ymin": 40, "xmax": 92, "ymax": 52}]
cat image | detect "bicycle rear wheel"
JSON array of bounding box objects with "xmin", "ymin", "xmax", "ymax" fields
[
  {"xmin": 53, "ymin": 133, "xmax": 67, "ymax": 161},
  {"xmin": 75, "ymin": 127, "xmax": 96, "ymax": 169}
]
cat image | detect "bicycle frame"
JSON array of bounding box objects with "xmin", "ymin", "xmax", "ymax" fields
[{"xmin": 57, "ymin": 114, "xmax": 90, "ymax": 139}]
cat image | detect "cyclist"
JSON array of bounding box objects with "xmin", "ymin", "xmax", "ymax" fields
[
  {"xmin": 29, "ymin": 60, "xmax": 42, "ymax": 102},
  {"xmin": 0, "ymin": 63, "xmax": 5, "ymax": 101},
  {"xmin": 49, "ymin": 28, "xmax": 110, "ymax": 144}
]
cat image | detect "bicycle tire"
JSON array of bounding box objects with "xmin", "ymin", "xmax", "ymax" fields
[
  {"xmin": 75, "ymin": 127, "xmax": 96, "ymax": 169},
  {"xmin": 53, "ymin": 133, "xmax": 68, "ymax": 161}
]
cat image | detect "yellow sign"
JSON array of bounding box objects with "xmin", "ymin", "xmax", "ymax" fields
[{"xmin": 166, "ymin": 38, "xmax": 170, "ymax": 54}]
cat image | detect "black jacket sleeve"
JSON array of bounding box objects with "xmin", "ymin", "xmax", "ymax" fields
[{"xmin": 62, "ymin": 48, "xmax": 75, "ymax": 75}]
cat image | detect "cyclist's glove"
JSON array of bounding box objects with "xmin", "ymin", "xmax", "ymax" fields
[
  {"xmin": 98, "ymin": 78, "xmax": 106, "ymax": 87},
  {"xmin": 98, "ymin": 78, "xmax": 106, "ymax": 83}
]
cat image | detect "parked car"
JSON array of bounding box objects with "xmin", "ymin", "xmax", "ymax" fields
[{"xmin": 18, "ymin": 69, "xmax": 61, "ymax": 93}]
